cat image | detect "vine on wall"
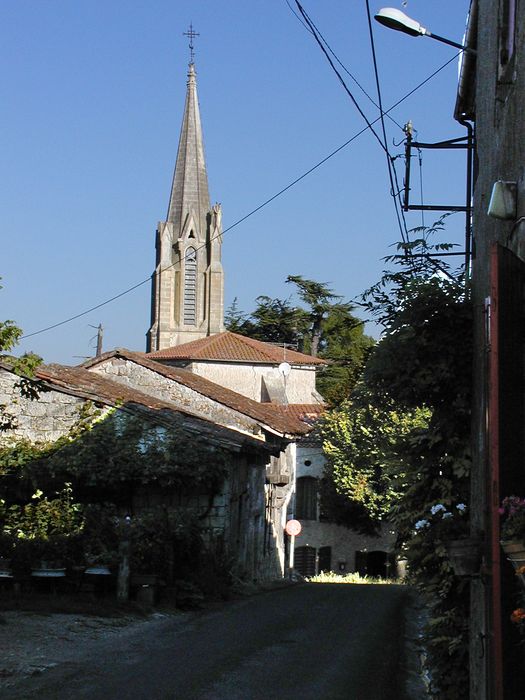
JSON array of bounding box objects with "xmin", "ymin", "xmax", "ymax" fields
[{"xmin": 0, "ymin": 402, "xmax": 231, "ymax": 582}]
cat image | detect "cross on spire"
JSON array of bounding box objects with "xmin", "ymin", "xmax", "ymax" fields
[{"xmin": 183, "ymin": 23, "xmax": 200, "ymax": 63}]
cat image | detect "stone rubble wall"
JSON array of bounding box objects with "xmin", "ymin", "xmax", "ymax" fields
[
  {"xmin": 90, "ymin": 358, "xmax": 262, "ymax": 436},
  {"xmin": 0, "ymin": 369, "xmax": 85, "ymax": 444}
]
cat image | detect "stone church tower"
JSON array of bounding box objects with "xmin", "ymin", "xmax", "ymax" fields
[{"xmin": 147, "ymin": 62, "xmax": 224, "ymax": 352}]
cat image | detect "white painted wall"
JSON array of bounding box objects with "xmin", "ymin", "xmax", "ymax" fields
[
  {"xmin": 185, "ymin": 361, "xmax": 320, "ymax": 404},
  {"xmin": 294, "ymin": 442, "xmax": 397, "ymax": 575}
]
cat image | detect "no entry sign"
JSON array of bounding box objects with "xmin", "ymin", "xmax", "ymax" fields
[{"xmin": 285, "ymin": 519, "xmax": 302, "ymax": 537}]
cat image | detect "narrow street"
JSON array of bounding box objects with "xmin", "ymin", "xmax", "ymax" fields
[{"xmin": 4, "ymin": 583, "xmax": 418, "ymax": 700}]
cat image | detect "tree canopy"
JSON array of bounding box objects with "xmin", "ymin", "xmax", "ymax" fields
[
  {"xmin": 320, "ymin": 221, "xmax": 472, "ymax": 698},
  {"xmin": 225, "ymin": 276, "xmax": 374, "ymax": 403}
]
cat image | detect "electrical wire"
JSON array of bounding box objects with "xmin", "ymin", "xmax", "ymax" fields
[
  {"xmin": 20, "ymin": 54, "xmax": 460, "ymax": 341},
  {"xmin": 285, "ymin": 0, "xmax": 404, "ymax": 132},
  {"xmin": 294, "ymin": 2, "xmax": 389, "ymax": 157},
  {"xmin": 364, "ymin": 0, "xmax": 411, "ymax": 247},
  {"xmin": 295, "ymin": 1, "xmax": 410, "ymax": 247}
]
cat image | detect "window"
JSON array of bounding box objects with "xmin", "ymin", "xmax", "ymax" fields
[
  {"xmin": 294, "ymin": 545, "xmax": 316, "ymax": 577},
  {"xmin": 296, "ymin": 476, "xmax": 317, "ymax": 520},
  {"xmin": 318, "ymin": 546, "xmax": 332, "ymax": 573},
  {"xmin": 184, "ymin": 247, "xmax": 197, "ymax": 325},
  {"xmin": 500, "ymin": 0, "xmax": 517, "ymax": 70}
]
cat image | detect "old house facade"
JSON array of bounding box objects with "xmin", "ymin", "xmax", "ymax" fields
[
  {"xmin": 453, "ymin": 2, "xmax": 525, "ymax": 697},
  {"xmin": 294, "ymin": 434, "xmax": 396, "ymax": 578},
  {"xmin": 81, "ymin": 348, "xmax": 310, "ymax": 579},
  {"xmin": 0, "ymin": 361, "xmax": 306, "ymax": 583}
]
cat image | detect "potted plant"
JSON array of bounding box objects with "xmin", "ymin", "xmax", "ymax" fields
[
  {"xmin": 445, "ymin": 537, "xmax": 482, "ymax": 577},
  {"xmin": 414, "ymin": 502, "xmax": 481, "ymax": 577},
  {"xmin": 28, "ymin": 537, "xmax": 67, "ymax": 578},
  {"xmin": 499, "ymin": 496, "xmax": 525, "ymax": 562}
]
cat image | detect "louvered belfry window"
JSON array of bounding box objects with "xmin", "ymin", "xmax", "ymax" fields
[{"xmin": 184, "ymin": 247, "xmax": 197, "ymax": 325}]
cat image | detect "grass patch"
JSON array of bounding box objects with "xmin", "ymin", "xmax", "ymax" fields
[{"xmin": 306, "ymin": 571, "xmax": 399, "ymax": 585}]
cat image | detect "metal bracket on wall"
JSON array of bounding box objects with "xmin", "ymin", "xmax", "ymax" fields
[{"xmin": 403, "ymin": 121, "xmax": 475, "ymax": 274}]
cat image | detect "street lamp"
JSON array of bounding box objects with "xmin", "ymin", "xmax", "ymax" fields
[{"xmin": 374, "ymin": 8, "xmax": 475, "ymax": 53}]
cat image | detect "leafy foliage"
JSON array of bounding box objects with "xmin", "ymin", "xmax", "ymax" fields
[
  {"xmin": 0, "ymin": 278, "xmax": 42, "ymax": 424},
  {"xmin": 0, "ymin": 403, "xmax": 231, "ymax": 586},
  {"xmin": 40, "ymin": 411, "xmax": 230, "ymax": 494},
  {"xmin": 225, "ymin": 276, "xmax": 374, "ymax": 403},
  {"xmin": 321, "ymin": 393, "xmax": 429, "ymax": 525},
  {"xmin": 321, "ymin": 221, "xmax": 472, "ymax": 698},
  {"xmin": 227, "ymin": 295, "xmax": 303, "ymax": 345}
]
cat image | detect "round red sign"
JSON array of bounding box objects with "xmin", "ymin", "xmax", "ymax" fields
[{"xmin": 285, "ymin": 519, "xmax": 302, "ymax": 537}]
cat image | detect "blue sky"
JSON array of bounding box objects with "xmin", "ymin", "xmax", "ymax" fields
[{"xmin": 2, "ymin": 0, "xmax": 471, "ymax": 364}]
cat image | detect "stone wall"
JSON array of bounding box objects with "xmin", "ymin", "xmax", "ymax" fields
[
  {"xmin": 88, "ymin": 356, "xmax": 294, "ymax": 580},
  {"xmin": 89, "ymin": 357, "xmax": 263, "ymax": 436},
  {"xmin": 0, "ymin": 369, "xmax": 87, "ymax": 444}
]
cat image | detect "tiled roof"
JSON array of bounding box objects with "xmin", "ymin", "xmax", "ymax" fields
[
  {"xmin": 32, "ymin": 364, "xmax": 270, "ymax": 450},
  {"xmin": 270, "ymin": 404, "xmax": 325, "ymax": 424},
  {"xmin": 80, "ymin": 349, "xmax": 310, "ymax": 437},
  {"xmin": 37, "ymin": 364, "xmax": 200, "ymax": 415},
  {"xmin": 146, "ymin": 332, "xmax": 327, "ymax": 365}
]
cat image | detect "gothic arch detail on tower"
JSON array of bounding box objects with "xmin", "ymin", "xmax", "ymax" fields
[{"xmin": 147, "ymin": 61, "xmax": 224, "ymax": 352}]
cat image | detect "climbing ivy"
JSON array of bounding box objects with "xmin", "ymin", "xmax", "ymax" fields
[{"xmin": 0, "ymin": 402, "xmax": 231, "ymax": 581}]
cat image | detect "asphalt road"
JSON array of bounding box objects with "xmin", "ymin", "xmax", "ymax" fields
[{"xmin": 7, "ymin": 583, "xmax": 413, "ymax": 700}]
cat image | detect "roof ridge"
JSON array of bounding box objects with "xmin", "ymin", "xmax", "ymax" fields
[{"xmin": 231, "ymin": 333, "xmax": 283, "ymax": 362}]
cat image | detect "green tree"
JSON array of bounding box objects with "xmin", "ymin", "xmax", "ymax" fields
[
  {"xmin": 229, "ymin": 277, "xmax": 374, "ymax": 403},
  {"xmin": 285, "ymin": 275, "xmax": 345, "ymax": 356},
  {"xmin": 0, "ymin": 278, "xmax": 42, "ymax": 428},
  {"xmin": 321, "ymin": 391, "xmax": 429, "ymax": 524},
  {"xmin": 224, "ymin": 297, "xmax": 247, "ymax": 333},
  {"xmin": 285, "ymin": 276, "xmax": 375, "ymax": 403},
  {"xmin": 321, "ymin": 220, "xmax": 472, "ymax": 698}
]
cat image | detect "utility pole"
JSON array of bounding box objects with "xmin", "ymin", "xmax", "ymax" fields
[
  {"xmin": 89, "ymin": 324, "xmax": 103, "ymax": 357},
  {"xmin": 95, "ymin": 324, "xmax": 103, "ymax": 357}
]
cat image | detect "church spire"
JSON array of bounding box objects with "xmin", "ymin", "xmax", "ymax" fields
[
  {"xmin": 147, "ymin": 53, "xmax": 225, "ymax": 353},
  {"xmin": 166, "ymin": 61, "xmax": 211, "ymax": 239}
]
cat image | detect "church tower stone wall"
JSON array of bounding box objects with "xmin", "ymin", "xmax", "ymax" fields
[{"xmin": 147, "ymin": 63, "xmax": 224, "ymax": 352}]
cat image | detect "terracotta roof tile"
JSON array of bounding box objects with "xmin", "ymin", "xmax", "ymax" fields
[
  {"xmin": 271, "ymin": 404, "xmax": 325, "ymax": 423},
  {"xmin": 146, "ymin": 332, "xmax": 327, "ymax": 365},
  {"xmin": 31, "ymin": 364, "xmax": 274, "ymax": 450}
]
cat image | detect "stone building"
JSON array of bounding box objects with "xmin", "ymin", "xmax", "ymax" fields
[
  {"xmin": 0, "ymin": 360, "xmax": 307, "ymax": 582},
  {"xmin": 147, "ymin": 62, "xmax": 224, "ymax": 351},
  {"xmin": 81, "ymin": 347, "xmax": 312, "ymax": 579},
  {"xmin": 451, "ymin": 2, "xmax": 525, "ymax": 696},
  {"xmin": 147, "ymin": 331, "xmax": 326, "ymax": 404},
  {"xmin": 146, "ymin": 333, "xmax": 327, "ymax": 577},
  {"xmin": 294, "ymin": 432, "xmax": 396, "ymax": 578}
]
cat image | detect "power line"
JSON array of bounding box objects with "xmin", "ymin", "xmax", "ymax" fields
[
  {"xmin": 20, "ymin": 55, "xmax": 460, "ymax": 341},
  {"xmin": 296, "ymin": 1, "xmax": 409, "ymax": 247},
  {"xmin": 294, "ymin": 2, "xmax": 389, "ymax": 157},
  {"xmin": 364, "ymin": 0, "xmax": 410, "ymax": 247},
  {"xmin": 286, "ymin": 0, "xmax": 404, "ymax": 133}
]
